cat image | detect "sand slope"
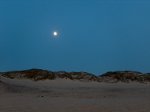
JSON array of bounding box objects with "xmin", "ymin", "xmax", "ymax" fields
[{"xmin": 0, "ymin": 76, "xmax": 150, "ymax": 112}]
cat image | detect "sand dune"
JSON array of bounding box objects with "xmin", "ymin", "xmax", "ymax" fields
[{"xmin": 0, "ymin": 76, "xmax": 150, "ymax": 112}]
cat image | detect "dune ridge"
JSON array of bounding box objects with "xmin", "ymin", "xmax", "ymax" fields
[{"xmin": 0, "ymin": 69, "xmax": 150, "ymax": 83}]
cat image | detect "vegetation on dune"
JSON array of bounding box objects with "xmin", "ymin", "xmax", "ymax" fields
[{"xmin": 1, "ymin": 69, "xmax": 150, "ymax": 83}]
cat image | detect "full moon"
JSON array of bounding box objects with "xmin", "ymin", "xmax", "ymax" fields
[{"xmin": 53, "ymin": 31, "xmax": 58, "ymax": 36}]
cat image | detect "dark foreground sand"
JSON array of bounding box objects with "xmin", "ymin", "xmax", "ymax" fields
[{"xmin": 0, "ymin": 76, "xmax": 150, "ymax": 112}]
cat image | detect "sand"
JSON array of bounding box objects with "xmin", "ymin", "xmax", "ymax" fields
[{"xmin": 0, "ymin": 76, "xmax": 150, "ymax": 112}]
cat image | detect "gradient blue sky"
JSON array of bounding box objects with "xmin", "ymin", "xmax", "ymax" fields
[{"xmin": 0, "ymin": 0, "xmax": 150, "ymax": 75}]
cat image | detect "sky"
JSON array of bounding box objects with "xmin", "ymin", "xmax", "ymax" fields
[{"xmin": 0, "ymin": 0, "xmax": 150, "ymax": 75}]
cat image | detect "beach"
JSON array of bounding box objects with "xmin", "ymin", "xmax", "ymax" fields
[{"xmin": 0, "ymin": 77, "xmax": 150, "ymax": 112}]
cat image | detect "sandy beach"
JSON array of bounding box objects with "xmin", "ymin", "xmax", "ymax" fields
[{"xmin": 0, "ymin": 76, "xmax": 150, "ymax": 112}]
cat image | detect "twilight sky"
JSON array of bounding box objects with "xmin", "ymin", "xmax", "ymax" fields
[{"xmin": 0, "ymin": 0, "xmax": 150, "ymax": 75}]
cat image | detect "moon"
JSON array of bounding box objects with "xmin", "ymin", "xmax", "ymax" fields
[{"xmin": 53, "ymin": 31, "xmax": 58, "ymax": 37}]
